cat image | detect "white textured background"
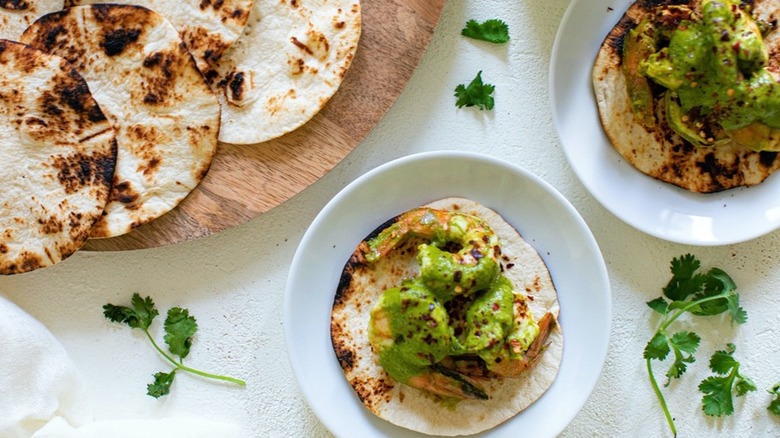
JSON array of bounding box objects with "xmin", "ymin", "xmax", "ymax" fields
[{"xmin": 4, "ymin": 0, "xmax": 780, "ymax": 436}]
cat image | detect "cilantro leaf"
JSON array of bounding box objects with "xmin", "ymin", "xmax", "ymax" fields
[
  {"xmin": 709, "ymin": 343, "xmax": 738, "ymax": 374},
  {"xmin": 103, "ymin": 293, "xmax": 158, "ymax": 330},
  {"xmin": 645, "ymin": 255, "xmax": 748, "ymax": 435},
  {"xmin": 699, "ymin": 344, "xmax": 756, "ymax": 417},
  {"xmin": 104, "ymin": 294, "xmax": 245, "ymax": 398},
  {"xmin": 666, "ymin": 353, "xmax": 695, "ymax": 383},
  {"xmin": 663, "ymin": 254, "xmax": 706, "ymax": 301},
  {"xmin": 667, "ymin": 300, "xmax": 692, "ymax": 312},
  {"xmin": 735, "ymin": 375, "xmax": 757, "ymax": 396},
  {"xmin": 645, "ymin": 330, "xmax": 702, "ymax": 385},
  {"xmin": 461, "ymin": 19, "xmax": 510, "ymax": 44},
  {"xmin": 670, "ymin": 253, "xmax": 701, "ymax": 280},
  {"xmin": 670, "ymin": 331, "xmax": 700, "ymax": 354},
  {"xmin": 705, "ymin": 267, "xmax": 737, "ymax": 292},
  {"xmin": 768, "ymin": 383, "xmax": 780, "ymax": 416},
  {"xmin": 689, "ymin": 268, "xmax": 739, "ymax": 317},
  {"xmin": 454, "ymin": 71, "xmax": 495, "ymax": 111},
  {"xmin": 644, "ymin": 332, "xmax": 670, "ymax": 360},
  {"xmin": 700, "ymin": 376, "xmax": 735, "ymax": 416},
  {"xmin": 664, "ymin": 331, "xmax": 700, "ymax": 383},
  {"xmin": 147, "ymin": 371, "xmax": 176, "ymax": 398},
  {"xmin": 725, "ymin": 293, "xmax": 748, "ymax": 325},
  {"xmin": 164, "ymin": 307, "xmax": 198, "ymax": 360},
  {"xmin": 646, "ymin": 297, "xmax": 669, "ymax": 315}
]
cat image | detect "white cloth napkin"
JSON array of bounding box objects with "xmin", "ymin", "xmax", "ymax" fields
[
  {"xmin": 0, "ymin": 295, "xmax": 240, "ymax": 438},
  {"xmin": 0, "ymin": 295, "xmax": 89, "ymax": 437}
]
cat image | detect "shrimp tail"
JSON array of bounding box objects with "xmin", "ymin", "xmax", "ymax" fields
[
  {"xmin": 490, "ymin": 311, "xmax": 557, "ymax": 377},
  {"xmin": 519, "ymin": 311, "xmax": 557, "ymax": 359}
]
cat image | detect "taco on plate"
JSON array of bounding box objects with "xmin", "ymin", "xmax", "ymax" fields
[
  {"xmin": 593, "ymin": 0, "xmax": 780, "ymax": 193},
  {"xmin": 330, "ymin": 197, "xmax": 562, "ymax": 436}
]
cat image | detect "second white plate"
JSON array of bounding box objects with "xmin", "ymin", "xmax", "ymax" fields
[
  {"xmin": 550, "ymin": 0, "xmax": 780, "ymax": 246},
  {"xmin": 284, "ymin": 151, "xmax": 610, "ymax": 437}
]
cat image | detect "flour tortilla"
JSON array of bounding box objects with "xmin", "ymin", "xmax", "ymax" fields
[
  {"xmin": 593, "ymin": 0, "xmax": 780, "ymax": 193},
  {"xmin": 64, "ymin": 0, "xmax": 254, "ymax": 73},
  {"xmin": 331, "ymin": 197, "xmax": 563, "ymax": 436},
  {"xmin": 21, "ymin": 5, "xmax": 220, "ymax": 238},
  {"xmin": 205, "ymin": 0, "xmax": 361, "ymax": 144},
  {"xmin": 0, "ymin": 39, "xmax": 116, "ymax": 274},
  {"xmin": 0, "ymin": 1, "xmax": 63, "ymax": 41}
]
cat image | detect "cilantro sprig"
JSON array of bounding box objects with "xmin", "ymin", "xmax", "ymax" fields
[
  {"xmin": 699, "ymin": 343, "xmax": 756, "ymax": 417},
  {"xmin": 461, "ymin": 19, "xmax": 510, "ymax": 44},
  {"xmin": 768, "ymin": 382, "xmax": 780, "ymax": 416},
  {"xmin": 454, "ymin": 71, "xmax": 495, "ymax": 111},
  {"xmin": 644, "ymin": 254, "xmax": 747, "ymax": 436},
  {"xmin": 104, "ymin": 293, "xmax": 245, "ymax": 398}
]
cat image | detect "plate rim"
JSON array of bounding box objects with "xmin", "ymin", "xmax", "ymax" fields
[{"xmin": 283, "ymin": 150, "xmax": 611, "ymax": 437}]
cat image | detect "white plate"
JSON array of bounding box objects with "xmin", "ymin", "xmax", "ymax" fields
[
  {"xmin": 550, "ymin": 0, "xmax": 780, "ymax": 246},
  {"xmin": 284, "ymin": 151, "xmax": 610, "ymax": 437}
]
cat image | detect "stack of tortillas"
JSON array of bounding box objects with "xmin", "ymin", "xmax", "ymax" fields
[
  {"xmin": 67, "ymin": 0, "xmax": 362, "ymax": 144},
  {"xmin": 0, "ymin": 1, "xmax": 361, "ymax": 274}
]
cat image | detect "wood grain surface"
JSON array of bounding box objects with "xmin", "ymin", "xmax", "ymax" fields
[{"xmin": 84, "ymin": 0, "xmax": 446, "ymax": 251}]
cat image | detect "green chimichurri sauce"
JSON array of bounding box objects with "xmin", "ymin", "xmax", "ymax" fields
[{"xmin": 624, "ymin": 0, "xmax": 780, "ymax": 150}]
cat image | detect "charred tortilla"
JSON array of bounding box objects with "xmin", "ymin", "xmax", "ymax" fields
[
  {"xmin": 205, "ymin": 0, "xmax": 361, "ymax": 145},
  {"xmin": 0, "ymin": 39, "xmax": 116, "ymax": 274},
  {"xmin": 593, "ymin": 0, "xmax": 780, "ymax": 193},
  {"xmin": 64, "ymin": 0, "xmax": 254, "ymax": 73},
  {"xmin": 21, "ymin": 5, "xmax": 220, "ymax": 238},
  {"xmin": 330, "ymin": 198, "xmax": 562, "ymax": 436},
  {"xmin": 0, "ymin": 0, "xmax": 63, "ymax": 40}
]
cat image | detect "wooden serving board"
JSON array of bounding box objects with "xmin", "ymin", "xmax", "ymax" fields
[{"xmin": 84, "ymin": 0, "xmax": 446, "ymax": 251}]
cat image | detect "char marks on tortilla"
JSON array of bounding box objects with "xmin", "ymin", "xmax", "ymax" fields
[
  {"xmin": 21, "ymin": 4, "xmax": 221, "ymax": 238},
  {"xmin": 330, "ymin": 197, "xmax": 562, "ymax": 436},
  {"xmin": 64, "ymin": 0, "xmax": 254, "ymax": 73},
  {"xmin": 205, "ymin": 0, "xmax": 361, "ymax": 145},
  {"xmin": 0, "ymin": 39, "xmax": 116, "ymax": 274},
  {"xmin": 0, "ymin": 0, "xmax": 63, "ymax": 40},
  {"xmin": 593, "ymin": 0, "xmax": 780, "ymax": 193}
]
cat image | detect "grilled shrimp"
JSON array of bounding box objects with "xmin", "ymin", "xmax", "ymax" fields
[{"xmin": 360, "ymin": 207, "xmax": 500, "ymax": 299}]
